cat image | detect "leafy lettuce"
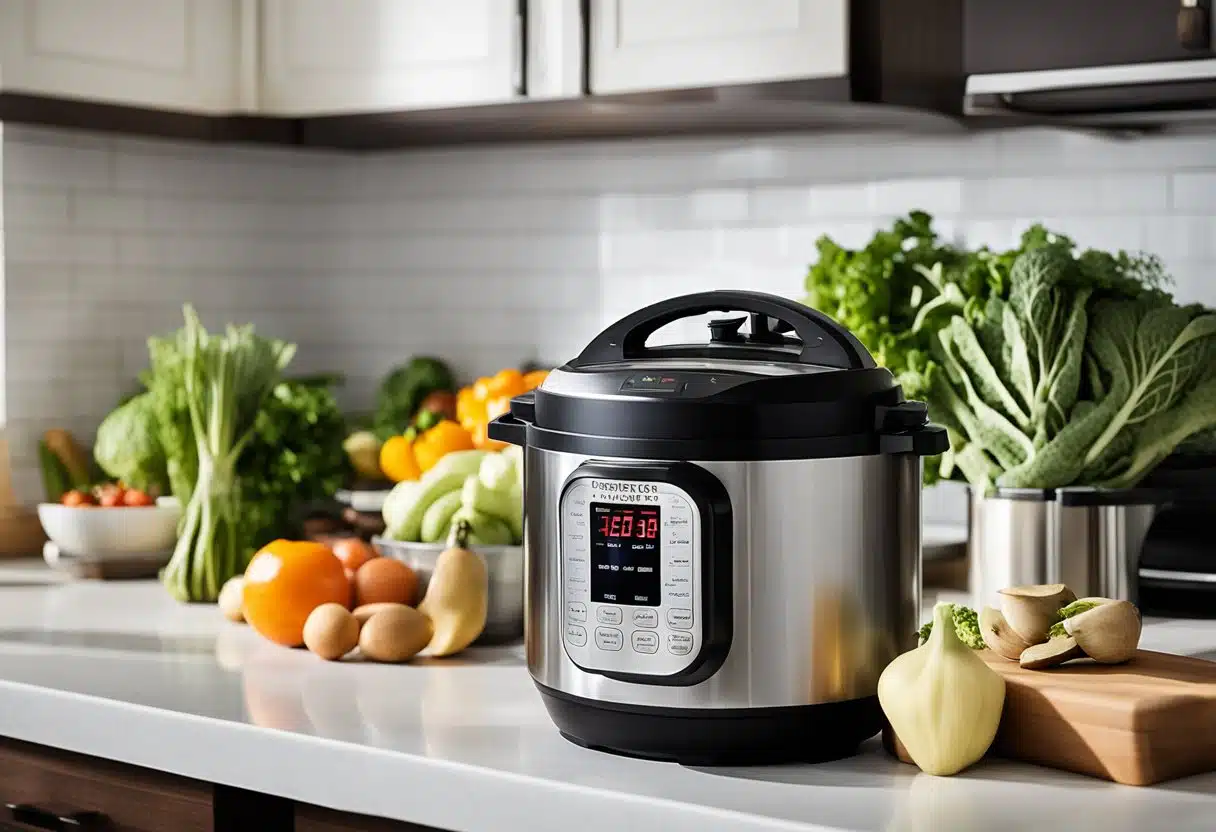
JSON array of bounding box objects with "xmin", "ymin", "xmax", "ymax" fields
[{"xmin": 929, "ymin": 241, "xmax": 1216, "ymax": 491}]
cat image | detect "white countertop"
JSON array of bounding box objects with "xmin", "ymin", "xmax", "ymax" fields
[{"xmin": 0, "ymin": 569, "xmax": 1213, "ymax": 832}]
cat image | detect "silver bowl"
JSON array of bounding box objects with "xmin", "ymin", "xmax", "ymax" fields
[{"xmin": 372, "ymin": 536, "xmax": 523, "ymax": 644}]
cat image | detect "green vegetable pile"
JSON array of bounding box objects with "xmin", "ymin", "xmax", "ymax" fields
[
  {"xmin": 93, "ymin": 393, "xmax": 166, "ymax": 493},
  {"xmin": 161, "ymin": 308, "xmax": 296, "ymax": 602},
  {"xmin": 917, "ymin": 604, "xmax": 984, "ymax": 650},
  {"xmin": 373, "ymin": 356, "xmax": 454, "ymax": 439},
  {"xmin": 236, "ymin": 378, "xmax": 350, "ymax": 550},
  {"xmin": 93, "ymin": 307, "xmax": 350, "ymax": 601},
  {"xmin": 805, "ymin": 213, "xmax": 1207, "ymax": 490},
  {"xmin": 932, "ymin": 243, "xmax": 1216, "ymax": 491},
  {"xmin": 382, "ymin": 446, "xmax": 523, "ymax": 546}
]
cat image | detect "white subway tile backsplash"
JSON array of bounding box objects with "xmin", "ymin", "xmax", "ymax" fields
[
  {"xmin": 4, "ymin": 123, "xmax": 1216, "ymax": 513},
  {"xmin": 4, "ymin": 188, "xmax": 71, "ymax": 228},
  {"xmin": 4, "ymin": 141, "xmax": 111, "ymax": 189},
  {"xmin": 963, "ymin": 174, "xmax": 1171, "ymax": 216},
  {"xmin": 6, "ymin": 231, "xmax": 116, "ymax": 266},
  {"xmin": 72, "ymin": 193, "xmax": 147, "ymax": 230},
  {"xmin": 603, "ymin": 229, "xmax": 720, "ymax": 270},
  {"xmin": 1143, "ymin": 216, "xmax": 1216, "ymax": 260},
  {"xmin": 1173, "ymin": 172, "xmax": 1216, "ymax": 211},
  {"xmin": 870, "ymin": 178, "xmax": 963, "ymax": 216}
]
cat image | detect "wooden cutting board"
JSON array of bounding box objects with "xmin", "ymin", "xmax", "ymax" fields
[{"xmin": 885, "ymin": 649, "xmax": 1216, "ymax": 785}]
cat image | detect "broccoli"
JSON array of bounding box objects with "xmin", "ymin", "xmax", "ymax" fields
[
  {"xmin": 373, "ymin": 356, "xmax": 454, "ymax": 438},
  {"xmin": 917, "ymin": 604, "xmax": 985, "ymax": 650}
]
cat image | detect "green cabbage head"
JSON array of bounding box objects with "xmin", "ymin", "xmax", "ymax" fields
[{"xmin": 93, "ymin": 392, "xmax": 168, "ymax": 492}]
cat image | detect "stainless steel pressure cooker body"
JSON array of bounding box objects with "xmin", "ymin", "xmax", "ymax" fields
[{"xmin": 489, "ymin": 291, "xmax": 947, "ymax": 764}]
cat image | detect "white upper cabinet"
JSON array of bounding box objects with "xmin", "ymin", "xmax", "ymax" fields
[
  {"xmin": 0, "ymin": 0, "xmax": 249, "ymax": 113},
  {"xmin": 589, "ymin": 0, "xmax": 847, "ymax": 94},
  {"xmin": 259, "ymin": 0, "xmax": 523, "ymax": 116}
]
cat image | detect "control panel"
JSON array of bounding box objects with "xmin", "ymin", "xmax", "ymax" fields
[{"xmin": 559, "ymin": 475, "xmax": 702, "ymax": 678}]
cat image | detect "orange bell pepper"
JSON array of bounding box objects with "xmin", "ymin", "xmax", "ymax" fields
[
  {"xmin": 413, "ymin": 420, "xmax": 475, "ymax": 473},
  {"xmin": 487, "ymin": 368, "xmax": 527, "ymax": 400},
  {"xmin": 523, "ymin": 369, "xmax": 549, "ymax": 391},
  {"xmin": 458, "ymin": 367, "xmax": 551, "ymax": 451}
]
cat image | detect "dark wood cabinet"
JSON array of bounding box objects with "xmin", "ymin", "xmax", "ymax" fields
[
  {"xmin": 295, "ymin": 802, "xmax": 439, "ymax": 832},
  {"xmin": 0, "ymin": 737, "xmax": 439, "ymax": 832},
  {"xmin": 0, "ymin": 738, "xmax": 212, "ymax": 832}
]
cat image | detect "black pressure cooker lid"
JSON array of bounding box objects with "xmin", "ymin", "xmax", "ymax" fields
[{"xmin": 490, "ymin": 291, "xmax": 948, "ymax": 461}]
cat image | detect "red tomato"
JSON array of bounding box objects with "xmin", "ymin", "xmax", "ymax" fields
[
  {"xmin": 97, "ymin": 486, "xmax": 126, "ymax": 508},
  {"xmin": 61, "ymin": 490, "xmax": 95, "ymax": 507},
  {"xmin": 123, "ymin": 489, "xmax": 155, "ymax": 507}
]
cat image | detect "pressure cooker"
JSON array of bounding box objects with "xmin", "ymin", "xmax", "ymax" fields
[{"xmin": 489, "ymin": 291, "xmax": 947, "ymax": 764}]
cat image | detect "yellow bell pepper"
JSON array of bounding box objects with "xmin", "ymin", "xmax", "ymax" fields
[
  {"xmin": 379, "ymin": 435, "xmax": 421, "ymax": 482},
  {"xmin": 413, "ymin": 420, "xmax": 475, "ymax": 473}
]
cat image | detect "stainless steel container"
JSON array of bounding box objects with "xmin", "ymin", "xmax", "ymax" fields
[
  {"xmin": 969, "ymin": 488, "xmax": 1164, "ymax": 606},
  {"xmin": 968, "ymin": 489, "xmax": 1053, "ymax": 607},
  {"xmin": 373, "ymin": 537, "xmax": 523, "ymax": 643},
  {"xmin": 1051, "ymin": 489, "xmax": 1159, "ymax": 605},
  {"xmin": 489, "ymin": 290, "xmax": 948, "ymax": 764}
]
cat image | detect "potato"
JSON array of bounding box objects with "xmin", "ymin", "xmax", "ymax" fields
[
  {"xmin": 353, "ymin": 602, "xmax": 410, "ymax": 626},
  {"xmin": 303, "ymin": 603, "xmax": 360, "ymax": 661},
  {"xmin": 218, "ymin": 576, "xmax": 246, "ymax": 623},
  {"xmin": 359, "ymin": 606, "xmax": 432, "ymax": 663}
]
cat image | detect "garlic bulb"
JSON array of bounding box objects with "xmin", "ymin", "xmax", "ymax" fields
[{"xmin": 878, "ymin": 602, "xmax": 1006, "ymax": 776}]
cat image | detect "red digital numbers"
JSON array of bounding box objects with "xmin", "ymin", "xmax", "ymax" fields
[{"xmin": 598, "ymin": 509, "xmax": 660, "ymax": 540}]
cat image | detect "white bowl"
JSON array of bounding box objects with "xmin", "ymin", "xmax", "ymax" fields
[{"xmin": 37, "ymin": 501, "xmax": 181, "ymax": 559}]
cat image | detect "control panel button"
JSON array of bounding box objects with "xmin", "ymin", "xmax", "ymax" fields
[
  {"xmin": 632, "ymin": 609, "xmax": 658, "ymax": 628},
  {"xmin": 668, "ymin": 632, "xmax": 693, "ymax": 655},
  {"xmin": 632, "ymin": 631, "xmax": 659, "ymax": 654},
  {"xmin": 596, "ymin": 606, "xmax": 622, "ymax": 625},
  {"xmin": 566, "ymin": 602, "xmax": 587, "ymax": 623},
  {"xmin": 566, "ymin": 624, "xmax": 588, "ymax": 647},
  {"xmin": 595, "ymin": 627, "xmax": 624, "ymax": 651},
  {"xmin": 667, "ymin": 608, "xmax": 693, "ymax": 629}
]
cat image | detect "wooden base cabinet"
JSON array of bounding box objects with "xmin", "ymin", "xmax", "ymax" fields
[{"xmin": 0, "ymin": 738, "xmax": 442, "ymax": 832}]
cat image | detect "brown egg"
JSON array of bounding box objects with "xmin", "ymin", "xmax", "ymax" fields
[
  {"xmin": 302, "ymin": 603, "xmax": 360, "ymax": 661},
  {"xmin": 353, "ymin": 558, "xmax": 419, "ymax": 607}
]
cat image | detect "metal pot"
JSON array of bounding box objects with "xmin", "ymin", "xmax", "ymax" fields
[
  {"xmin": 489, "ymin": 290, "xmax": 948, "ymax": 764},
  {"xmin": 969, "ymin": 488, "xmax": 1165, "ymax": 607}
]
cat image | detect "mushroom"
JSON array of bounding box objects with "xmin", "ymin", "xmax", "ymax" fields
[
  {"xmin": 1019, "ymin": 636, "xmax": 1084, "ymax": 669},
  {"xmin": 979, "ymin": 606, "xmax": 1033, "ymax": 661},
  {"xmin": 999, "ymin": 584, "xmax": 1077, "ymax": 644},
  {"xmin": 1064, "ymin": 600, "xmax": 1141, "ymax": 664}
]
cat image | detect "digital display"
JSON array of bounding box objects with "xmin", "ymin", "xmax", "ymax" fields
[{"xmin": 590, "ymin": 502, "xmax": 661, "ymax": 606}]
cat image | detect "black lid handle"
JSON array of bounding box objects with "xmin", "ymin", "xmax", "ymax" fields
[{"xmin": 572, "ymin": 291, "xmax": 875, "ymax": 369}]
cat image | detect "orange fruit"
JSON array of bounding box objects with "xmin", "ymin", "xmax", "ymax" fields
[
  {"xmin": 243, "ymin": 540, "xmax": 351, "ymax": 647},
  {"xmin": 353, "ymin": 557, "xmax": 419, "ymax": 607}
]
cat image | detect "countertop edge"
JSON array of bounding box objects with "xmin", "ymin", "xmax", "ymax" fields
[{"xmin": 0, "ymin": 679, "xmax": 842, "ymax": 832}]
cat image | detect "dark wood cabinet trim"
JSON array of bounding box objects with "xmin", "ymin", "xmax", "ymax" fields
[{"xmin": 0, "ymin": 93, "xmax": 295, "ymax": 145}]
